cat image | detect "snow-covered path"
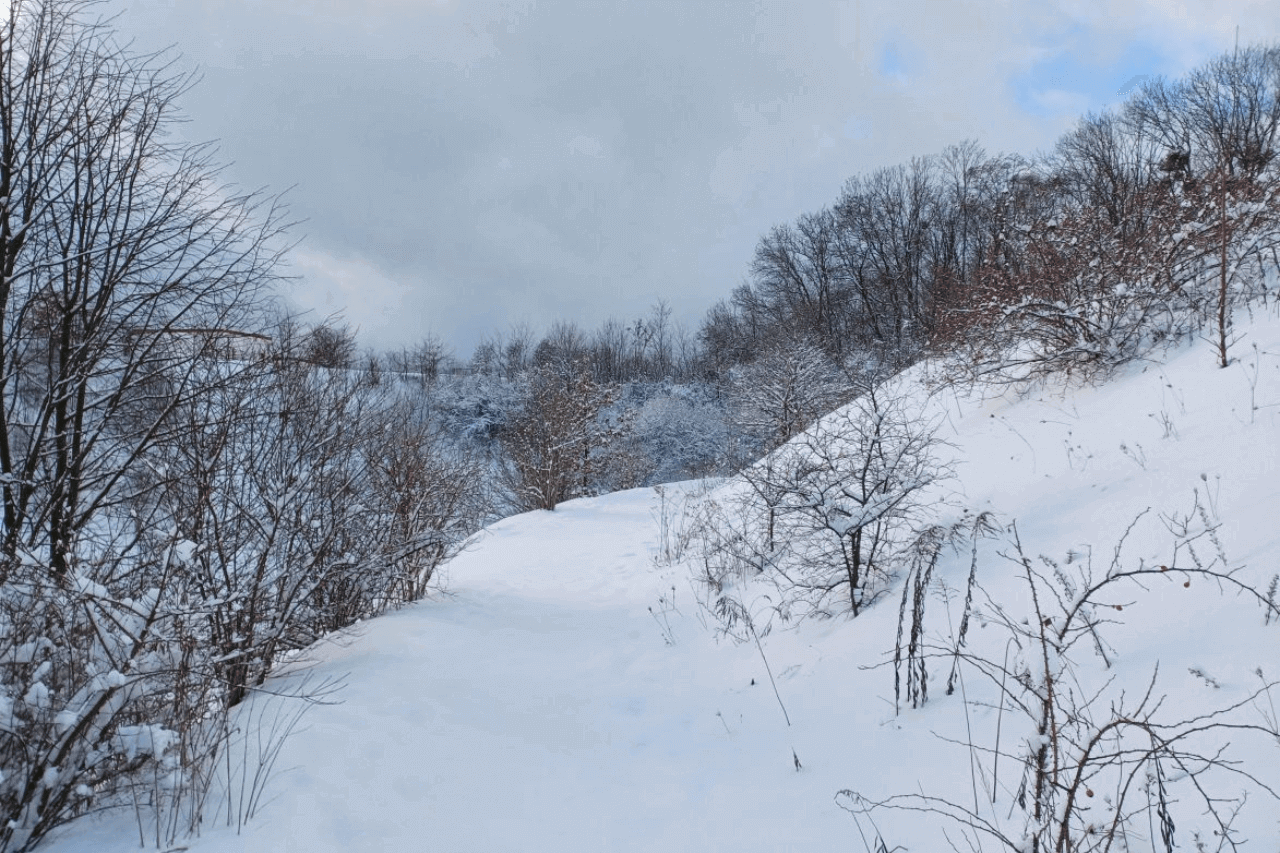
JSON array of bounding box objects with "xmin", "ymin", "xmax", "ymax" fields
[
  {"xmin": 258, "ymin": 492, "xmax": 877, "ymax": 852},
  {"xmin": 265, "ymin": 497, "xmax": 741, "ymax": 852},
  {"xmin": 57, "ymin": 488, "xmax": 882, "ymax": 852}
]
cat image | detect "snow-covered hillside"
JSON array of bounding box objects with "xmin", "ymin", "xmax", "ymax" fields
[{"xmin": 48, "ymin": 309, "xmax": 1280, "ymax": 852}]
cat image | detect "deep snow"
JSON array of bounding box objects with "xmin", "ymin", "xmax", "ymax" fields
[{"xmin": 46, "ymin": 307, "xmax": 1280, "ymax": 851}]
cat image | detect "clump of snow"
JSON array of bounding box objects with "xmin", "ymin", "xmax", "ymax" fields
[
  {"xmin": 170, "ymin": 540, "xmax": 198, "ymax": 565},
  {"xmin": 21, "ymin": 683, "xmax": 49, "ymax": 711},
  {"xmin": 112, "ymin": 726, "xmax": 176, "ymax": 763}
]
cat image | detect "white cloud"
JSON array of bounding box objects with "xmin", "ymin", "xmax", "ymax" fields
[
  {"xmin": 112, "ymin": 0, "xmax": 1280, "ymax": 355},
  {"xmin": 1029, "ymin": 87, "xmax": 1094, "ymax": 119},
  {"xmin": 287, "ymin": 249, "xmax": 412, "ymax": 346},
  {"xmin": 568, "ymin": 135, "xmax": 605, "ymax": 158}
]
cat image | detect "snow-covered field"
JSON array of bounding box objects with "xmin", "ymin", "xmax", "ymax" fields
[{"xmin": 48, "ymin": 308, "xmax": 1280, "ymax": 852}]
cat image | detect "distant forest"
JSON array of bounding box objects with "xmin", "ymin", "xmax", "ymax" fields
[{"xmin": 318, "ymin": 41, "xmax": 1280, "ymax": 509}]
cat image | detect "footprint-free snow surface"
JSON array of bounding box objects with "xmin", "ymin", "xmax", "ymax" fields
[{"xmin": 50, "ymin": 311, "xmax": 1280, "ymax": 851}]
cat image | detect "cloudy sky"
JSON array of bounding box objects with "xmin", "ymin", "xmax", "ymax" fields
[{"xmin": 111, "ymin": 0, "xmax": 1278, "ymax": 356}]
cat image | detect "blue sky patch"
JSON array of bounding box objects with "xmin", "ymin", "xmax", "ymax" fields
[{"xmin": 1012, "ymin": 36, "xmax": 1172, "ymax": 118}]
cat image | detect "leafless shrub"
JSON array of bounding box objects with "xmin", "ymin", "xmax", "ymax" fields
[
  {"xmin": 498, "ymin": 362, "xmax": 626, "ymax": 511},
  {"xmin": 726, "ymin": 337, "xmax": 853, "ymax": 458},
  {"xmin": 948, "ymin": 185, "xmax": 1213, "ymax": 386},
  {"xmin": 367, "ymin": 400, "xmax": 491, "ymax": 604},
  {"xmin": 300, "ymin": 321, "xmax": 358, "ymax": 370},
  {"xmin": 696, "ymin": 380, "xmax": 950, "ymax": 631},
  {"xmin": 842, "ymin": 493, "xmax": 1280, "ymax": 851},
  {"xmin": 0, "ymin": 0, "xmax": 302, "ymax": 846},
  {"xmin": 893, "ymin": 511, "xmax": 1000, "ymax": 713},
  {"xmin": 150, "ymin": 326, "xmax": 383, "ymax": 706},
  {"xmin": 744, "ymin": 382, "xmax": 949, "ymax": 619}
]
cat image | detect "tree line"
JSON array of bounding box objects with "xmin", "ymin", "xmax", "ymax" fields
[
  {"xmin": 342, "ymin": 42, "xmax": 1280, "ymax": 516},
  {"xmin": 708, "ymin": 45, "xmax": 1280, "ymax": 379}
]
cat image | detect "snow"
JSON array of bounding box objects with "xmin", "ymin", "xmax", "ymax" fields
[
  {"xmin": 112, "ymin": 726, "xmax": 177, "ymax": 763},
  {"xmin": 43, "ymin": 306, "xmax": 1280, "ymax": 851},
  {"xmin": 22, "ymin": 683, "xmax": 49, "ymax": 711}
]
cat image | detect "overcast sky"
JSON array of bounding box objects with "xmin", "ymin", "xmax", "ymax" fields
[{"xmin": 110, "ymin": 0, "xmax": 1279, "ymax": 356}]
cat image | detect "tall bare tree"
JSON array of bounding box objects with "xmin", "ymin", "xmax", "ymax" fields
[
  {"xmin": 0, "ymin": 2, "xmax": 288, "ymax": 847},
  {"xmin": 499, "ymin": 362, "xmax": 622, "ymax": 511},
  {"xmin": 0, "ymin": 0, "xmax": 289, "ymax": 578}
]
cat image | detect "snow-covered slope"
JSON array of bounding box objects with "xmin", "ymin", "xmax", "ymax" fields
[{"xmin": 48, "ymin": 309, "xmax": 1280, "ymax": 852}]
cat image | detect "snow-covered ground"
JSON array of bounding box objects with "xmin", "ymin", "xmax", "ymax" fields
[{"xmin": 48, "ymin": 308, "xmax": 1280, "ymax": 851}]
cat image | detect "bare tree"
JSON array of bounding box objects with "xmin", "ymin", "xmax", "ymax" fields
[
  {"xmin": 749, "ymin": 212, "xmax": 845, "ymax": 354},
  {"xmin": 499, "ymin": 362, "xmax": 623, "ymax": 511},
  {"xmin": 728, "ymin": 337, "xmax": 851, "ymax": 455},
  {"xmin": 301, "ymin": 321, "xmax": 358, "ymax": 369},
  {"xmin": 835, "ymin": 158, "xmax": 940, "ymax": 352},
  {"xmin": 532, "ymin": 320, "xmax": 589, "ymax": 375},
  {"xmin": 591, "ymin": 316, "xmax": 629, "ymax": 383},
  {"xmin": 368, "ymin": 394, "xmax": 492, "ymax": 602},
  {"xmin": 698, "ymin": 297, "xmax": 754, "ymax": 380},
  {"xmin": 1126, "ymin": 49, "xmax": 1280, "ymax": 367},
  {"xmin": 388, "ymin": 332, "xmax": 453, "ymax": 385},
  {"xmin": 1128, "ymin": 46, "xmax": 1280, "ymax": 181},
  {"xmin": 0, "ymin": 0, "xmax": 289, "ymax": 848},
  {"xmin": 0, "ymin": 1, "xmax": 288, "ymax": 579},
  {"xmin": 702, "ymin": 379, "xmax": 947, "ymax": 623}
]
